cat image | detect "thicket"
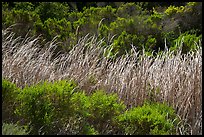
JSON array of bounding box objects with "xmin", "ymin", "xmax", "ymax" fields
[
  {"xmin": 2, "ymin": 79, "xmax": 180, "ymax": 135},
  {"xmin": 2, "ymin": 2, "xmax": 202, "ymax": 56}
]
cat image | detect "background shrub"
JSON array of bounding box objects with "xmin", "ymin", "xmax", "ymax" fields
[
  {"xmin": 2, "ymin": 2, "xmax": 202, "ymax": 56},
  {"xmin": 171, "ymin": 32, "xmax": 202, "ymax": 54}
]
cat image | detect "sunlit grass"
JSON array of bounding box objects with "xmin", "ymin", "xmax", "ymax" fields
[{"xmin": 2, "ymin": 27, "xmax": 202, "ymax": 135}]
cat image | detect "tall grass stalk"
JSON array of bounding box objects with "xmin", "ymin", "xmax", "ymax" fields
[{"xmin": 2, "ymin": 28, "xmax": 202, "ymax": 135}]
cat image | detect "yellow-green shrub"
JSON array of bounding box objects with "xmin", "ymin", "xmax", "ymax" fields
[
  {"xmin": 116, "ymin": 101, "xmax": 179, "ymax": 135},
  {"xmin": 15, "ymin": 80, "xmax": 79, "ymax": 135}
]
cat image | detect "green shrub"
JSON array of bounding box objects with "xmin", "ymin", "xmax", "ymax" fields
[
  {"xmin": 2, "ymin": 78, "xmax": 18, "ymax": 102},
  {"xmin": 165, "ymin": 5, "xmax": 185, "ymax": 16},
  {"xmin": 35, "ymin": 2, "xmax": 70, "ymax": 23},
  {"xmin": 116, "ymin": 101, "xmax": 179, "ymax": 135},
  {"xmin": 43, "ymin": 18, "xmax": 72, "ymax": 41},
  {"xmin": 2, "ymin": 123, "xmax": 29, "ymax": 135},
  {"xmin": 3, "ymin": 9, "xmax": 42, "ymax": 38},
  {"xmin": 15, "ymin": 80, "xmax": 79, "ymax": 135},
  {"xmin": 164, "ymin": 2, "xmax": 202, "ymax": 35},
  {"xmin": 68, "ymin": 92, "xmax": 92, "ymax": 134},
  {"xmin": 87, "ymin": 90, "xmax": 126, "ymax": 134},
  {"xmin": 71, "ymin": 90, "xmax": 126, "ymax": 134},
  {"xmin": 3, "ymin": 2, "xmax": 202, "ymax": 57},
  {"xmin": 64, "ymin": 91, "xmax": 99, "ymax": 135},
  {"xmin": 13, "ymin": 2, "xmax": 35, "ymax": 11},
  {"xmin": 2, "ymin": 78, "xmax": 20, "ymax": 123},
  {"xmin": 171, "ymin": 32, "xmax": 202, "ymax": 54},
  {"xmin": 116, "ymin": 2, "xmax": 144, "ymax": 18}
]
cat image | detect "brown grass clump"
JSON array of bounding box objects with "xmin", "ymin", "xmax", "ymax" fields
[{"xmin": 2, "ymin": 28, "xmax": 202, "ymax": 135}]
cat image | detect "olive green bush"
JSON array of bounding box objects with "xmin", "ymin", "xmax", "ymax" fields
[
  {"xmin": 2, "ymin": 123, "xmax": 29, "ymax": 135},
  {"xmin": 15, "ymin": 80, "xmax": 79, "ymax": 135},
  {"xmin": 116, "ymin": 101, "xmax": 179, "ymax": 135},
  {"xmin": 70, "ymin": 90, "xmax": 126, "ymax": 134},
  {"xmin": 2, "ymin": 78, "xmax": 20, "ymax": 123},
  {"xmin": 86, "ymin": 90, "xmax": 126, "ymax": 134}
]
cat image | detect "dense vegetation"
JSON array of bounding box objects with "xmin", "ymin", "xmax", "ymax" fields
[
  {"xmin": 2, "ymin": 78, "xmax": 180, "ymax": 135},
  {"xmin": 2, "ymin": 28, "xmax": 202, "ymax": 135},
  {"xmin": 2, "ymin": 2, "xmax": 202, "ymax": 135},
  {"xmin": 2, "ymin": 2, "xmax": 202, "ymax": 56}
]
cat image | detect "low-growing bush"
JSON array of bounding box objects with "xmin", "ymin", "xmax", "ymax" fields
[
  {"xmin": 87, "ymin": 90, "xmax": 126, "ymax": 134},
  {"xmin": 2, "ymin": 78, "xmax": 20, "ymax": 123},
  {"xmin": 13, "ymin": 79, "xmax": 126, "ymax": 135},
  {"xmin": 15, "ymin": 80, "xmax": 80, "ymax": 135},
  {"xmin": 70, "ymin": 90, "xmax": 126, "ymax": 134},
  {"xmin": 2, "ymin": 123, "xmax": 29, "ymax": 135},
  {"xmin": 2, "ymin": 78, "xmax": 19, "ymax": 103},
  {"xmin": 116, "ymin": 101, "xmax": 180, "ymax": 135}
]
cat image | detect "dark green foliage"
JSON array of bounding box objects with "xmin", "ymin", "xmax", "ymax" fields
[
  {"xmin": 2, "ymin": 2, "xmax": 202, "ymax": 56},
  {"xmin": 116, "ymin": 2, "xmax": 145, "ymax": 18},
  {"xmin": 145, "ymin": 35, "xmax": 157, "ymax": 52},
  {"xmin": 13, "ymin": 2, "xmax": 35, "ymax": 11},
  {"xmin": 35, "ymin": 2, "xmax": 70, "ymax": 23},
  {"xmin": 111, "ymin": 31, "xmax": 145, "ymax": 57},
  {"xmin": 2, "ymin": 8, "xmax": 42, "ymax": 38},
  {"xmin": 163, "ymin": 2, "xmax": 202, "ymax": 35},
  {"xmin": 116, "ymin": 101, "xmax": 179, "ymax": 135},
  {"xmin": 43, "ymin": 18, "xmax": 72, "ymax": 41}
]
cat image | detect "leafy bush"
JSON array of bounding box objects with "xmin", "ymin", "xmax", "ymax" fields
[
  {"xmin": 116, "ymin": 101, "xmax": 179, "ymax": 135},
  {"xmin": 110, "ymin": 31, "xmax": 145, "ymax": 57},
  {"xmin": 43, "ymin": 18, "xmax": 72, "ymax": 41},
  {"xmin": 14, "ymin": 79, "xmax": 126, "ymax": 135},
  {"xmin": 71, "ymin": 90, "xmax": 126, "ymax": 134},
  {"xmin": 164, "ymin": 2, "xmax": 202, "ymax": 35},
  {"xmin": 35, "ymin": 2, "xmax": 70, "ymax": 23},
  {"xmin": 2, "ymin": 78, "xmax": 20, "ymax": 123},
  {"xmin": 171, "ymin": 32, "xmax": 202, "ymax": 54},
  {"xmin": 15, "ymin": 80, "xmax": 79, "ymax": 135},
  {"xmin": 2, "ymin": 78, "xmax": 18, "ymax": 102},
  {"xmin": 88, "ymin": 90, "xmax": 126, "ymax": 134},
  {"xmin": 116, "ymin": 2, "xmax": 144, "ymax": 18},
  {"xmin": 2, "ymin": 123, "xmax": 29, "ymax": 135},
  {"xmin": 3, "ymin": 9, "xmax": 42, "ymax": 38},
  {"xmin": 165, "ymin": 5, "xmax": 185, "ymax": 16},
  {"xmin": 68, "ymin": 92, "xmax": 97, "ymax": 135}
]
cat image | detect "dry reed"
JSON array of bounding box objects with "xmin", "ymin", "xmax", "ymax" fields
[{"xmin": 2, "ymin": 28, "xmax": 202, "ymax": 135}]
